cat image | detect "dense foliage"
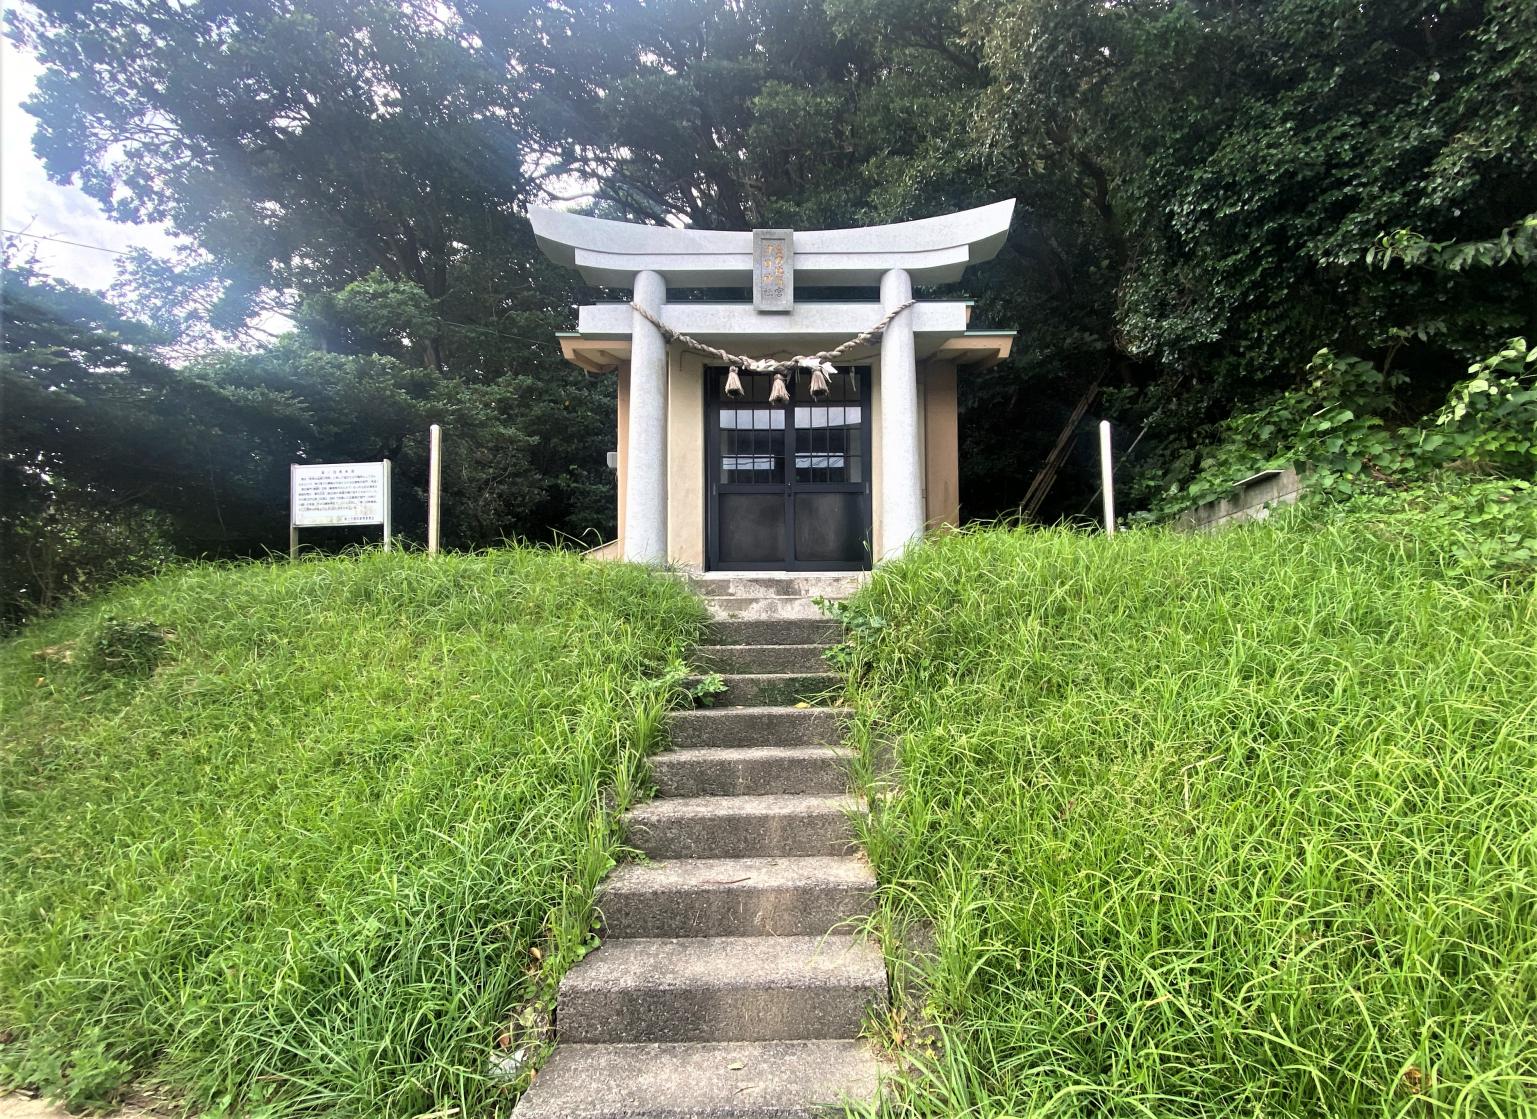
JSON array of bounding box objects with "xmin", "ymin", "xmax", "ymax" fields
[
  {"xmin": 1160, "ymin": 223, "xmax": 1537, "ymax": 571},
  {"xmin": 837, "ymin": 518, "xmax": 1537, "ymax": 1116},
  {"xmin": 4, "ymin": 0, "xmax": 1534, "ymax": 607},
  {"xmin": 1157, "ymin": 336, "xmax": 1537, "ymax": 570},
  {"xmin": 0, "ymin": 549, "xmax": 702, "ymax": 1115},
  {"xmin": 1, "ymin": 257, "xmax": 614, "ymax": 626}
]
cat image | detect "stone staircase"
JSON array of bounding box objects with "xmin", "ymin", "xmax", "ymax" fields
[{"xmin": 514, "ymin": 573, "xmax": 885, "ymax": 1118}]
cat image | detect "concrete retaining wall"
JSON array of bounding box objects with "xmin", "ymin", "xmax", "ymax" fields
[{"xmin": 1174, "ymin": 466, "xmax": 1304, "ymax": 532}]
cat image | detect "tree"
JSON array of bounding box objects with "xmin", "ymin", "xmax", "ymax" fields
[
  {"xmin": 962, "ymin": 0, "xmax": 1537, "ymax": 506},
  {"xmin": 14, "ymin": 0, "xmax": 527, "ymax": 315},
  {"xmin": 0, "ymin": 256, "xmax": 616, "ymax": 629},
  {"xmin": 12, "ymin": 0, "xmax": 1537, "ymax": 532},
  {"xmin": 523, "ymin": 0, "xmax": 1537, "ymax": 517},
  {"xmin": 1, "ymin": 258, "xmax": 258, "ymax": 623},
  {"xmin": 11, "ymin": 0, "xmax": 616, "ymax": 547}
]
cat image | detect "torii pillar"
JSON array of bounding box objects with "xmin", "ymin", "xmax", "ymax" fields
[
  {"xmin": 879, "ymin": 268, "xmax": 923, "ymax": 559},
  {"xmin": 626, "ymin": 270, "xmax": 668, "ymax": 563}
]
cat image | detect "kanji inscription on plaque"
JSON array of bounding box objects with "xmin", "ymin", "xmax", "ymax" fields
[{"xmin": 753, "ymin": 228, "xmax": 794, "ymax": 312}]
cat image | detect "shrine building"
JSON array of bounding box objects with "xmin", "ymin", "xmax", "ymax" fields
[{"xmin": 531, "ymin": 200, "xmax": 1017, "ymax": 571}]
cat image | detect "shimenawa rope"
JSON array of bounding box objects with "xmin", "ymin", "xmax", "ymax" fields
[{"xmin": 628, "ymin": 299, "xmax": 916, "ymax": 404}]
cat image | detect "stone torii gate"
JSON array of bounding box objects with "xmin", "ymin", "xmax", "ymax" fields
[{"xmin": 532, "ymin": 201, "xmax": 1017, "ymax": 569}]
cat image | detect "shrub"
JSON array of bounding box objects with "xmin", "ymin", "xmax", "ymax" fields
[
  {"xmin": 1160, "ymin": 338, "xmax": 1537, "ymax": 574},
  {"xmin": 0, "ymin": 490, "xmax": 177, "ymax": 632},
  {"xmin": 84, "ymin": 616, "xmax": 174, "ymax": 676}
]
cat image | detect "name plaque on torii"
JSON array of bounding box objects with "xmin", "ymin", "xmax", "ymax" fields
[{"xmin": 752, "ymin": 228, "xmax": 793, "ymax": 312}]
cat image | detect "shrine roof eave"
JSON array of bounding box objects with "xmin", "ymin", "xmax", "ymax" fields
[{"xmin": 530, "ymin": 199, "xmax": 1015, "ymax": 287}]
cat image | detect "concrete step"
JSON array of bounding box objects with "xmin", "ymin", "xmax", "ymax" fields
[
  {"xmin": 651, "ymin": 745, "xmax": 855, "ymax": 797},
  {"xmin": 688, "ymin": 673, "xmax": 840, "ymax": 708},
  {"xmin": 512, "ymin": 1039, "xmax": 884, "ymax": 1118},
  {"xmin": 668, "ymin": 706, "xmax": 848, "ymax": 750},
  {"xmin": 688, "ymin": 573, "xmax": 867, "ymax": 600},
  {"xmin": 706, "ymin": 618, "xmax": 842, "ymax": 647},
  {"xmin": 598, "ymin": 856, "xmax": 875, "ymax": 938},
  {"xmin": 625, "ymin": 794, "xmax": 863, "ymax": 859},
  {"xmin": 705, "ymin": 596, "xmax": 828, "ymax": 621},
  {"xmin": 555, "ymin": 935, "xmax": 887, "ymax": 1044},
  {"xmin": 694, "ymin": 643, "xmax": 832, "ymax": 675}
]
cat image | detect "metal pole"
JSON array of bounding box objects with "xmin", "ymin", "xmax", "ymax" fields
[
  {"xmin": 427, "ymin": 424, "xmax": 442, "ymax": 555},
  {"xmin": 382, "ymin": 459, "xmax": 392, "ymax": 553},
  {"xmin": 1099, "ymin": 420, "xmax": 1116, "ymax": 537},
  {"xmin": 289, "ymin": 464, "xmax": 299, "ymax": 560}
]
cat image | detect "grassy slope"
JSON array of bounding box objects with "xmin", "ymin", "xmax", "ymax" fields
[
  {"xmin": 842, "ymin": 516, "xmax": 1537, "ymax": 1118},
  {"xmin": 0, "ymin": 549, "xmax": 702, "ymax": 1116}
]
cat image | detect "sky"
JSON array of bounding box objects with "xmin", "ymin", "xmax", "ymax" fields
[{"xmin": 2, "ymin": 25, "xmax": 180, "ymax": 290}]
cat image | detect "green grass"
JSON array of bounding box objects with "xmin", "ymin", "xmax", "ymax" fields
[
  {"xmin": 0, "ymin": 548, "xmax": 702, "ymax": 1116},
  {"xmin": 840, "ymin": 514, "xmax": 1537, "ymax": 1118}
]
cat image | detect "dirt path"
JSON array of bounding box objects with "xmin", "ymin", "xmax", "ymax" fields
[{"xmin": 2, "ymin": 1094, "xmax": 163, "ymax": 1118}]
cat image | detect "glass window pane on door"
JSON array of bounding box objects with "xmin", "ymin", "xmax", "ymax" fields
[
  {"xmin": 793, "ymin": 404, "xmax": 863, "ymax": 483},
  {"xmin": 719, "ymin": 408, "xmax": 784, "ymax": 483}
]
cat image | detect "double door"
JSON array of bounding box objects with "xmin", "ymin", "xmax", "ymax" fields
[{"xmin": 705, "ymin": 365, "xmax": 872, "ymax": 570}]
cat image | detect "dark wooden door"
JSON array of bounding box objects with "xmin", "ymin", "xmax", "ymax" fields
[{"xmin": 706, "ymin": 365, "xmax": 871, "ymax": 571}]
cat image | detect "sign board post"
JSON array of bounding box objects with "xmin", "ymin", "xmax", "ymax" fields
[
  {"xmin": 427, "ymin": 425, "xmax": 442, "ymax": 555},
  {"xmin": 382, "ymin": 461, "xmax": 392, "ymax": 551},
  {"xmin": 1099, "ymin": 421, "xmax": 1116, "ymax": 537},
  {"xmin": 290, "ymin": 460, "xmax": 393, "ymax": 558}
]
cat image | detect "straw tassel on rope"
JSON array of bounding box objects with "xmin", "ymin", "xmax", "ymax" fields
[
  {"xmin": 808, "ymin": 365, "xmax": 830, "ymax": 400},
  {"xmin": 800, "ymin": 357, "xmax": 835, "ymax": 400}
]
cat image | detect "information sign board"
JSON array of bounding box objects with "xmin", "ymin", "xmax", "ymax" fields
[
  {"xmin": 292, "ymin": 462, "xmax": 388, "ymax": 526},
  {"xmin": 289, "ymin": 460, "xmax": 392, "ymax": 556}
]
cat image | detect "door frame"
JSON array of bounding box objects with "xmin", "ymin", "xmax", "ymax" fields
[{"xmin": 704, "ymin": 364, "xmax": 873, "ymax": 571}]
